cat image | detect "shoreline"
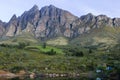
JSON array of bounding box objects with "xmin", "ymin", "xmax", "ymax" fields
[
  {"xmin": 0, "ymin": 72, "xmax": 90, "ymax": 79},
  {"xmin": 0, "ymin": 70, "xmax": 96, "ymax": 79}
]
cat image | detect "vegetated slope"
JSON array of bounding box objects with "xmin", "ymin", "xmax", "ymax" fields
[
  {"xmin": 47, "ymin": 37, "xmax": 68, "ymax": 45},
  {"xmin": 70, "ymin": 26, "xmax": 120, "ymax": 49},
  {"xmin": 0, "ymin": 44, "xmax": 119, "ymax": 78},
  {"xmin": 0, "ymin": 32, "xmax": 39, "ymax": 45}
]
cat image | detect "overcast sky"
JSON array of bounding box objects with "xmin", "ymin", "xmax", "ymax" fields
[{"xmin": 0, "ymin": 0, "xmax": 120, "ymax": 22}]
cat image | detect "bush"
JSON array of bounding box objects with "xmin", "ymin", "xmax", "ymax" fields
[
  {"xmin": 10, "ymin": 66, "xmax": 25, "ymax": 73},
  {"xmin": 64, "ymin": 47, "xmax": 84, "ymax": 57},
  {"xmin": 45, "ymin": 49, "xmax": 56, "ymax": 55},
  {"xmin": 18, "ymin": 42, "xmax": 30, "ymax": 49},
  {"xmin": 42, "ymin": 42, "xmax": 46, "ymax": 49},
  {"xmin": 88, "ymin": 49, "xmax": 92, "ymax": 53},
  {"xmin": 0, "ymin": 43, "xmax": 17, "ymax": 48},
  {"xmin": 74, "ymin": 51, "xmax": 84, "ymax": 57}
]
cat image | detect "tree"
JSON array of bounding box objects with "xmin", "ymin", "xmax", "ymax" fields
[
  {"xmin": 18, "ymin": 42, "xmax": 30, "ymax": 49},
  {"xmin": 75, "ymin": 51, "xmax": 84, "ymax": 57},
  {"xmin": 89, "ymin": 49, "xmax": 92, "ymax": 53},
  {"xmin": 45, "ymin": 49, "xmax": 56, "ymax": 55},
  {"xmin": 18, "ymin": 42, "xmax": 26, "ymax": 49},
  {"xmin": 43, "ymin": 42, "xmax": 46, "ymax": 49}
]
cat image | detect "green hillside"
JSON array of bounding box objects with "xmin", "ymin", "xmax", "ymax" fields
[
  {"xmin": 0, "ymin": 32, "xmax": 39, "ymax": 45},
  {"xmin": 70, "ymin": 26, "xmax": 120, "ymax": 50}
]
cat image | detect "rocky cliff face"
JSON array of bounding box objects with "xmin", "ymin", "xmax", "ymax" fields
[
  {"xmin": 6, "ymin": 15, "xmax": 18, "ymax": 36},
  {"xmin": 35, "ymin": 5, "xmax": 78, "ymax": 38},
  {"xmin": 1, "ymin": 5, "xmax": 120, "ymax": 40},
  {"xmin": 71, "ymin": 13, "xmax": 120, "ymax": 37},
  {"xmin": 0, "ymin": 20, "xmax": 6, "ymax": 37}
]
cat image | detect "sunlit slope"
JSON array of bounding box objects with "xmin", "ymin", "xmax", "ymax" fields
[
  {"xmin": 0, "ymin": 32, "xmax": 39, "ymax": 45},
  {"xmin": 47, "ymin": 37, "xmax": 68, "ymax": 46},
  {"xmin": 70, "ymin": 26, "xmax": 120, "ymax": 49}
]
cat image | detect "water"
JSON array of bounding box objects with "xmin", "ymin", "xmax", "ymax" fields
[{"xmin": 0, "ymin": 77, "xmax": 90, "ymax": 80}]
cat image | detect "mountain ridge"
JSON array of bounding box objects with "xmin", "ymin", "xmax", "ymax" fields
[{"xmin": 0, "ymin": 4, "xmax": 120, "ymax": 47}]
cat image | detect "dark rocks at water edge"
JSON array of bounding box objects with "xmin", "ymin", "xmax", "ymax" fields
[{"xmin": 35, "ymin": 73, "xmax": 81, "ymax": 78}]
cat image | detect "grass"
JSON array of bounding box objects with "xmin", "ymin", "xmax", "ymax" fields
[
  {"xmin": 25, "ymin": 45, "xmax": 64, "ymax": 54},
  {"xmin": 47, "ymin": 37, "xmax": 68, "ymax": 46},
  {"xmin": 0, "ymin": 46, "xmax": 88, "ymax": 73},
  {"xmin": 0, "ymin": 32, "xmax": 39, "ymax": 45},
  {"xmin": 0, "ymin": 44, "xmax": 119, "ymax": 77}
]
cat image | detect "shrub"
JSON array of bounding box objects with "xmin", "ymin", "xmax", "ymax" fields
[
  {"xmin": 18, "ymin": 42, "xmax": 30, "ymax": 49},
  {"xmin": 45, "ymin": 49, "xmax": 56, "ymax": 55},
  {"xmin": 10, "ymin": 66, "xmax": 25, "ymax": 73},
  {"xmin": 64, "ymin": 47, "xmax": 84, "ymax": 57},
  {"xmin": 73, "ymin": 51, "xmax": 84, "ymax": 57},
  {"xmin": 88, "ymin": 49, "xmax": 92, "ymax": 53},
  {"xmin": 42, "ymin": 42, "xmax": 46, "ymax": 48}
]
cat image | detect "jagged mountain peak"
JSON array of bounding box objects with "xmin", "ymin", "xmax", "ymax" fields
[
  {"xmin": 39, "ymin": 4, "xmax": 77, "ymax": 22},
  {"xmin": 96, "ymin": 14, "xmax": 109, "ymax": 20},
  {"xmin": 86, "ymin": 13, "xmax": 94, "ymax": 16},
  {"xmin": 48, "ymin": 5, "xmax": 56, "ymax": 8},
  {"xmin": 40, "ymin": 4, "xmax": 70, "ymax": 15},
  {"xmin": 40, "ymin": 4, "xmax": 62, "ymax": 14},
  {"xmin": 41, "ymin": 5, "xmax": 57, "ymax": 9},
  {"xmin": 1, "ymin": 5, "xmax": 120, "ymax": 42},
  {"xmin": 30, "ymin": 5, "xmax": 39, "ymax": 11},
  {"xmin": 10, "ymin": 14, "xmax": 17, "ymax": 21},
  {"xmin": 80, "ymin": 13, "xmax": 95, "ymax": 18},
  {"xmin": 97, "ymin": 14, "xmax": 108, "ymax": 17}
]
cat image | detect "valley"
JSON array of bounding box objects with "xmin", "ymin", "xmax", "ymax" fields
[{"xmin": 0, "ymin": 5, "xmax": 120, "ymax": 80}]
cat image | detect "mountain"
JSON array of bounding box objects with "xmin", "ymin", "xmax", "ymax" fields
[
  {"xmin": 70, "ymin": 14, "xmax": 120, "ymax": 48},
  {"xmin": 2, "ymin": 5, "xmax": 78, "ymax": 38},
  {"xmin": 1, "ymin": 5, "xmax": 120, "ymax": 47}
]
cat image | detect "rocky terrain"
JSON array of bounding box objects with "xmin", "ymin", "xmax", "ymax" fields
[
  {"xmin": 0, "ymin": 5, "xmax": 120, "ymax": 79},
  {"xmin": 1, "ymin": 5, "xmax": 120, "ymax": 46}
]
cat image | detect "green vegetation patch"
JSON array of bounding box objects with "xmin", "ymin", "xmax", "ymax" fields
[{"xmin": 25, "ymin": 45, "xmax": 64, "ymax": 54}]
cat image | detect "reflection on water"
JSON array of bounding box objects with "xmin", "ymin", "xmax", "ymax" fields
[{"xmin": 0, "ymin": 77, "xmax": 89, "ymax": 80}]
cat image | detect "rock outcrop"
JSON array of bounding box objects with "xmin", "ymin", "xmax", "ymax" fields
[
  {"xmin": 0, "ymin": 20, "xmax": 6, "ymax": 37},
  {"xmin": 1, "ymin": 5, "xmax": 120, "ymax": 40},
  {"xmin": 6, "ymin": 15, "xmax": 18, "ymax": 37}
]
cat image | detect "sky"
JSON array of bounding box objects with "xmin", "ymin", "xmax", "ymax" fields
[{"xmin": 0, "ymin": 0, "xmax": 120, "ymax": 22}]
